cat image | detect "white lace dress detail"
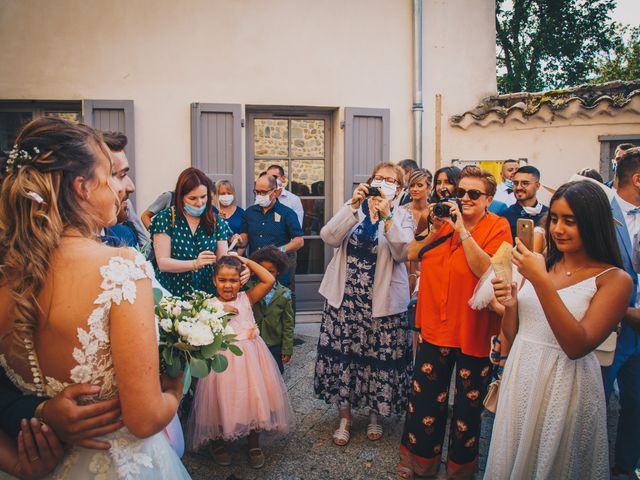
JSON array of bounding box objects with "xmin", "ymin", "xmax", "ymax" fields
[
  {"xmin": 484, "ymin": 277, "xmax": 609, "ymax": 480},
  {"xmin": 1, "ymin": 251, "xmax": 190, "ymax": 480}
]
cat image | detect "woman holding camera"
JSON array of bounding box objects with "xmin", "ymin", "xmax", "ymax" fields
[
  {"xmin": 397, "ymin": 166, "xmax": 511, "ymax": 479},
  {"xmin": 315, "ymin": 163, "xmax": 414, "ymax": 447}
]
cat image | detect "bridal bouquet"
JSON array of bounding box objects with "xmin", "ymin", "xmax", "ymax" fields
[{"xmin": 154, "ymin": 289, "xmax": 242, "ymax": 392}]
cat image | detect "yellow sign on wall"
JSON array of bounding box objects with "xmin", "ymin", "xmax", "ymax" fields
[{"xmin": 452, "ymin": 160, "xmax": 525, "ymax": 185}]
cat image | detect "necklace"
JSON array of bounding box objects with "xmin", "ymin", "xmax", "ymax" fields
[{"xmin": 563, "ymin": 264, "xmax": 587, "ymax": 277}]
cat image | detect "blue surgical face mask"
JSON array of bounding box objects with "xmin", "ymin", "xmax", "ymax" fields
[
  {"xmin": 504, "ymin": 179, "xmax": 514, "ymax": 190},
  {"xmin": 184, "ymin": 203, "xmax": 207, "ymax": 217}
]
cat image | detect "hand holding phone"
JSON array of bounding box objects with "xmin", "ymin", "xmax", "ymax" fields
[{"xmin": 516, "ymin": 218, "xmax": 535, "ymax": 251}]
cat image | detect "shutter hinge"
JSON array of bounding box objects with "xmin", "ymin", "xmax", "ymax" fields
[{"xmin": 241, "ymin": 118, "xmax": 245, "ymax": 128}]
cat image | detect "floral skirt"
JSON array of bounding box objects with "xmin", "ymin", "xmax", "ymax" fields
[{"xmin": 314, "ymin": 298, "xmax": 413, "ymax": 417}]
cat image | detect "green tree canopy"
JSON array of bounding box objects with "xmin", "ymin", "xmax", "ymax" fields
[
  {"xmin": 496, "ymin": 0, "xmax": 617, "ymax": 93},
  {"xmin": 592, "ymin": 24, "xmax": 640, "ymax": 82}
]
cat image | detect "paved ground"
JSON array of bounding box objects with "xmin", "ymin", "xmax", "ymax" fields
[{"xmin": 183, "ymin": 322, "xmax": 627, "ymax": 480}]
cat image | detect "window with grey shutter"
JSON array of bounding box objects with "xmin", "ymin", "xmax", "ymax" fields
[
  {"xmin": 344, "ymin": 107, "xmax": 390, "ymax": 196},
  {"xmin": 82, "ymin": 100, "xmax": 136, "ymax": 198},
  {"xmin": 191, "ymin": 103, "xmax": 241, "ymax": 197}
]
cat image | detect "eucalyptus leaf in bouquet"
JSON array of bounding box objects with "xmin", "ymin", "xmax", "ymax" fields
[{"xmin": 154, "ymin": 288, "xmax": 242, "ymax": 393}]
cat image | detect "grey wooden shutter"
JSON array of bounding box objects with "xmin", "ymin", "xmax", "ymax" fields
[
  {"xmin": 191, "ymin": 103, "xmax": 241, "ymax": 194},
  {"xmin": 82, "ymin": 100, "xmax": 136, "ymax": 198},
  {"xmin": 344, "ymin": 107, "xmax": 390, "ymax": 197}
]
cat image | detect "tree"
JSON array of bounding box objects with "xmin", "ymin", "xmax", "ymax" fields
[
  {"xmin": 496, "ymin": 0, "xmax": 617, "ymax": 93},
  {"xmin": 592, "ymin": 24, "xmax": 640, "ymax": 82}
]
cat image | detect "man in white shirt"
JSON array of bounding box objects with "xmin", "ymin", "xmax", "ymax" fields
[
  {"xmin": 267, "ymin": 165, "xmax": 305, "ymax": 227},
  {"xmin": 492, "ymin": 159, "xmax": 519, "ymax": 206}
]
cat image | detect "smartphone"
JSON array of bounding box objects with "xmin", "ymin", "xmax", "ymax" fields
[{"xmin": 516, "ymin": 218, "xmax": 535, "ymax": 251}]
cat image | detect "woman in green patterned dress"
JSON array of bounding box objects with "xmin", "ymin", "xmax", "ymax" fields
[{"xmin": 150, "ymin": 167, "xmax": 231, "ymax": 297}]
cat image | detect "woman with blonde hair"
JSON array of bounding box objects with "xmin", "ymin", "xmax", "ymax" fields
[
  {"xmin": 0, "ymin": 117, "xmax": 190, "ymax": 478},
  {"xmin": 315, "ymin": 162, "xmax": 414, "ymax": 446}
]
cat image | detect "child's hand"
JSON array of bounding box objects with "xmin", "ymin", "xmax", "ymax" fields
[
  {"xmin": 222, "ymin": 304, "xmax": 239, "ymax": 315},
  {"xmin": 240, "ymin": 265, "xmax": 251, "ymax": 286},
  {"xmin": 281, "ymin": 354, "xmax": 291, "ymax": 365}
]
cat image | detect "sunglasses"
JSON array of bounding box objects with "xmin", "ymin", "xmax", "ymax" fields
[{"xmin": 455, "ymin": 188, "xmax": 489, "ymax": 200}]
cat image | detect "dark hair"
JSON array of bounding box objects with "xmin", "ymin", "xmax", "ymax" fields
[
  {"xmin": 503, "ymin": 159, "xmax": 518, "ymax": 166},
  {"xmin": 1, "ymin": 116, "xmax": 107, "ymax": 338},
  {"xmin": 249, "ymin": 245, "xmax": 289, "ymax": 274},
  {"xmin": 515, "ymin": 165, "xmax": 540, "ymax": 180},
  {"xmin": 174, "ymin": 167, "xmax": 216, "ymax": 235},
  {"xmin": 460, "ymin": 165, "xmax": 497, "ymax": 197},
  {"xmin": 257, "ymin": 172, "xmax": 278, "ymax": 189},
  {"xmin": 616, "ymin": 143, "xmax": 636, "ymax": 154},
  {"xmin": 267, "ymin": 164, "xmax": 285, "ymax": 177},
  {"xmin": 213, "ymin": 255, "xmax": 244, "ymax": 277},
  {"xmin": 576, "ymin": 168, "xmax": 604, "ymax": 183},
  {"xmin": 102, "ymin": 131, "xmax": 128, "ymax": 152},
  {"xmin": 616, "ymin": 147, "xmax": 640, "ymax": 187},
  {"xmin": 545, "ymin": 181, "xmax": 622, "ymax": 271},
  {"xmin": 398, "ymin": 159, "xmax": 419, "ymax": 173},
  {"xmin": 430, "ymin": 166, "xmax": 461, "ymax": 201}
]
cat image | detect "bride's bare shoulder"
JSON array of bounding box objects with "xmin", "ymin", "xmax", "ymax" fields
[{"xmin": 55, "ymin": 241, "xmax": 142, "ymax": 274}]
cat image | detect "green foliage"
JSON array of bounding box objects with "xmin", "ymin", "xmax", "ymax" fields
[
  {"xmin": 592, "ymin": 24, "xmax": 640, "ymax": 82},
  {"xmin": 496, "ymin": 0, "xmax": 617, "ymax": 93}
]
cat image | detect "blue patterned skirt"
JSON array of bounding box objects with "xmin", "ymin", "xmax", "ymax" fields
[{"xmin": 314, "ymin": 246, "xmax": 412, "ymax": 416}]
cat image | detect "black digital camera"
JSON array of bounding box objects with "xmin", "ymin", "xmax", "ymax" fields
[
  {"xmin": 433, "ymin": 188, "xmax": 462, "ymax": 218},
  {"xmin": 367, "ymin": 185, "xmax": 382, "ymax": 197}
]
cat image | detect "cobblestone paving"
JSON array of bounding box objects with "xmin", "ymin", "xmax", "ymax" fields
[{"xmin": 183, "ymin": 324, "xmax": 623, "ymax": 480}]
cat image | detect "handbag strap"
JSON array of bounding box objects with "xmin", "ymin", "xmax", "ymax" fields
[{"xmin": 418, "ymin": 232, "xmax": 453, "ymax": 260}]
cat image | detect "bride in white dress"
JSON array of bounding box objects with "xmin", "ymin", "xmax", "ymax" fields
[
  {"xmin": 0, "ymin": 117, "xmax": 190, "ymax": 478},
  {"xmin": 485, "ymin": 181, "xmax": 632, "ymax": 480}
]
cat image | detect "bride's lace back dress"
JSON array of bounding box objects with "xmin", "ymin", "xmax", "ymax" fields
[
  {"xmin": 0, "ymin": 252, "xmax": 190, "ymax": 479},
  {"xmin": 484, "ymin": 273, "xmax": 611, "ymax": 480}
]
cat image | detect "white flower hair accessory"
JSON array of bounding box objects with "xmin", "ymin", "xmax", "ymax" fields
[
  {"xmin": 26, "ymin": 191, "xmax": 44, "ymax": 204},
  {"xmin": 6, "ymin": 144, "xmax": 40, "ymax": 173}
]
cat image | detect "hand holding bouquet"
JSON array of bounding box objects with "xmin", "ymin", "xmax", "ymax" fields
[{"xmin": 154, "ymin": 289, "xmax": 242, "ymax": 392}]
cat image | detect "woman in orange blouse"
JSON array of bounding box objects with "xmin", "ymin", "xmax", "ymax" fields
[{"xmin": 397, "ymin": 166, "xmax": 511, "ymax": 480}]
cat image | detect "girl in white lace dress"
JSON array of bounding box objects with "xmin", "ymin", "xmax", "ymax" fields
[
  {"xmin": 0, "ymin": 117, "xmax": 190, "ymax": 479},
  {"xmin": 485, "ymin": 181, "xmax": 632, "ymax": 480}
]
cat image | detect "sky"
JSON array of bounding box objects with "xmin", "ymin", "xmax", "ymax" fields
[{"xmin": 611, "ymin": 0, "xmax": 639, "ymax": 26}]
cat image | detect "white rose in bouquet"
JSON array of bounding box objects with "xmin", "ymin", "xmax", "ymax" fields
[{"xmin": 186, "ymin": 322, "xmax": 215, "ymax": 347}]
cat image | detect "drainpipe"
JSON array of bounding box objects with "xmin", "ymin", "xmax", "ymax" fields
[{"xmin": 412, "ymin": 0, "xmax": 423, "ymax": 165}]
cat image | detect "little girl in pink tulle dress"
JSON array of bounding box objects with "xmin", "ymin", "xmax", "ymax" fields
[{"xmin": 187, "ymin": 254, "xmax": 293, "ymax": 469}]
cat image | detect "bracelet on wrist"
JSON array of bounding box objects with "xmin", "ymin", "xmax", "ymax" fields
[
  {"xmin": 383, "ymin": 212, "xmax": 394, "ymax": 222},
  {"xmin": 192, "ymin": 259, "xmax": 198, "ymax": 272},
  {"xmin": 460, "ymin": 231, "xmax": 472, "ymax": 242},
  {"xmin": 279, "ymin": 246, "xmax": 287, "ymax": 253}
]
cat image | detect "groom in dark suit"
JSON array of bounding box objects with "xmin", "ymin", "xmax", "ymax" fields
[{"xmin": 606, "ymin": 147, "xmax": 640, "ymax": 480}]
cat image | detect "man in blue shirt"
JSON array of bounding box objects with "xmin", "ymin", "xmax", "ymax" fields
[
  {"xmin": 500, "ymin": 165, "xmax": 548, "ymax": 241},
  {"xmin": 240, "ymin": 173, "xmax": 304, "ymax": 288},
  {"xmin": 607, "ymin": 147, "xmax": 640, "ymax": 480}
]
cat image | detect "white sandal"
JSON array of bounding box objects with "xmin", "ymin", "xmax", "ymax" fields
[
  {"xmin": 332, "ymin": 417, "xmax": 351, "ymax": 446},
  {"xmin": 367, "ymin": 412, "xmax": 383, "ymax": 441}
]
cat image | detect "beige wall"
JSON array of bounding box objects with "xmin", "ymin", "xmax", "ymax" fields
[
  {"xmin": 447, "ymin": 113, "xmax": 640, "ymax": 190},
  {"xmin": 422, "ymin": 0, "xmax": 498, "ymax": 173},
  {"xmin": 0, "ymin": 0, "xmax": 497, "ymax": 210}
]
